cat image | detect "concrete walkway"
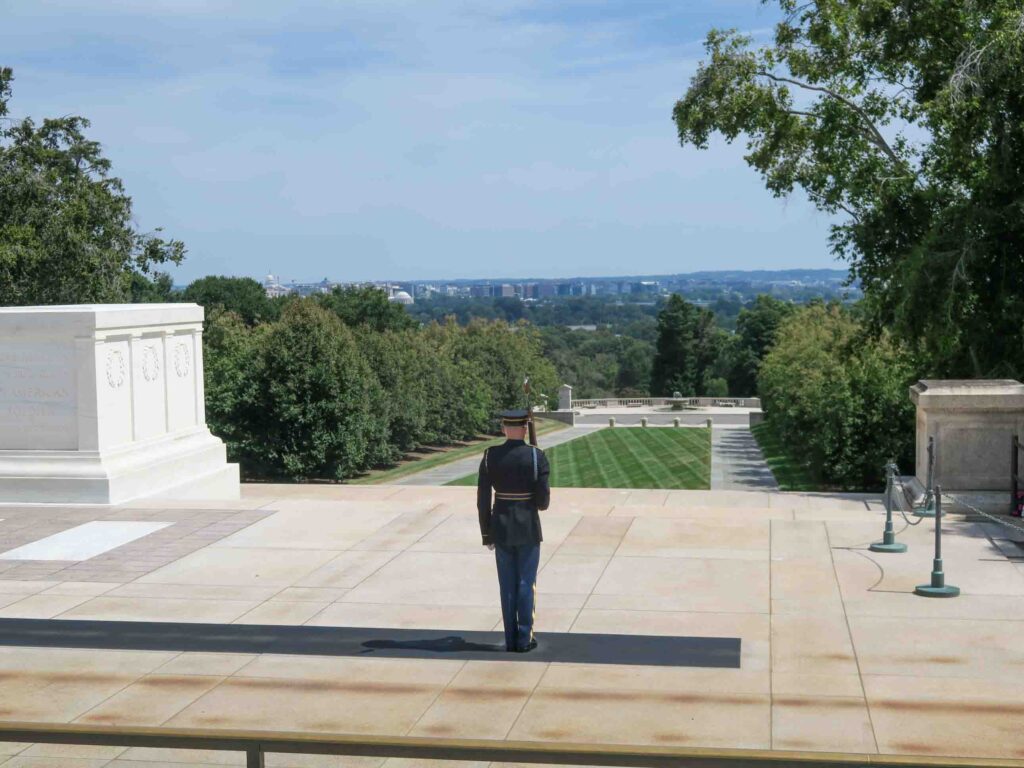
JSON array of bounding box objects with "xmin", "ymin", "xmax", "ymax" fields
[
  {"xmin": 7, "ymin": 484, "xmax": 1024, "ymax": 761},
  {"xmin": 393, "ymin": 425, "xmax": 602, "ymax": 486},
  {"xmin": 711, "ymin": 428, "xmax": 779, "ymax": 490}
]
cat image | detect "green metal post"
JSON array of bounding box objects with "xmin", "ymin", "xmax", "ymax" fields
[
  {"xmin": 914, "ymin": 486, "xmax": 959, "ymax": 597},
  {"xmin": 913, "ymin": 436, "xmax": 937, "ymax": 518},
  {"xmin": 247, "ymin": 746, "xmax": 264, "ymax": 768},
  {"xmin": 870, "ymin": 464, "xmax": 907, "ymax": 553}
]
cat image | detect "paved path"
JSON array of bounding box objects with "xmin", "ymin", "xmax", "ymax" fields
[
  {"xmin": 7, "ymin": 484, "xmax": 1024, "ymax": 762},
  {"xmin": 392, "ymin": 425, "xmax": 602, "ymax": 486},
  {"xmin": 711, "ymin": 427, "xmax": 779, "ymax": 490}
]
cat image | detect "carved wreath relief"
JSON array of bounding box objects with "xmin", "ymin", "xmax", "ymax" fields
[
  {"xmin": 105, "ymin": 350, "xmax": 126, "ymax": 389},
  {"xmin": 173, "ymin": 342, "xmax": 192, "ymax": 378},
  {"xmin": 141, "ymin": 345, "xmax": 161, "ymax": 383}
]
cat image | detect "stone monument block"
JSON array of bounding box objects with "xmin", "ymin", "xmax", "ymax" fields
[
  {"xmin": 558, "ymin": 383, "xmax": 572, "ymax": 411},
  {"xmin": 910, "ymin": 379, "xmax": 1024, "ymax": 492},
  {"xmin": 0, "ymin": 304, "xmax": 239, "ymax": 504}
]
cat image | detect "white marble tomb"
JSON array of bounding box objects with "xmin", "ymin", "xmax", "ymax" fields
[{"xmin": 0, "ymin": 304, "xmax": 239, "ymax": 504}]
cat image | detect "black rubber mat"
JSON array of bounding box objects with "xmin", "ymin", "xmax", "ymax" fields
[{"xmin": 0, "ymin": 618, "xmax": 740, "ymax": 668}]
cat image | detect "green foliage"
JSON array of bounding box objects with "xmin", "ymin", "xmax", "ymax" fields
[
  {"xmin": 674, "ymin": 1, "xmax": 1024, "ymax": 378},
  {"xmin": 446, "ymin": 319, "xmax": 560, "ymax": 418},
  {"xmin": 540, "ymin": 326, "xmax": 653, "ymax": 399},
  {"xmin": 317, "ymin": 286, "xmax": 417, "ymax": 333},
  {"xmin": 0, "ymin": 69, "xmax": 184, "ymax": 305},
  {"xmin": 758, "ymin": 304, "xmax": 915, "ymax": 490},
  {"xmin": 202, "ymin": 309, "xmax": 265, "ymax": 466},
  {"xmin": 705, "ymin": 377, "xmax": 729, "ymax": 398},
  {"xmin": 728, "ymin": 295, "xmax": 796, "ymax": 396},
  {"xmin": 650, "ymin": 295, "xmax": 723, "ymax": 396},
  {"xmin": 181, "ymin": 276, "xmax": 279, "ymax": 326},
  {"xmin": 128, "ymin": 272, "xmax": 175, "ymax": 303},
  {"xmin": 232, "ymin": 300, "xmax": 388, "ymax": 480}
]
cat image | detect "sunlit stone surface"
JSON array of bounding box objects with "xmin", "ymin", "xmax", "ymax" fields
[{"xmin": 0, "ymin": 304, "xmax": 238, "ymax": 504}]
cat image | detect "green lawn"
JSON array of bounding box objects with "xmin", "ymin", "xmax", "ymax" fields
[
  {"xmin": 447, "ymin": 427, "xmax": 711, "ymax": 489},
  {"xmin": 750, "ymin": 420, "xmax": 823, "ymax": 491},
  {"xmin": 349, "ymin": 420, "xmax": 567, "ymax": 485}
]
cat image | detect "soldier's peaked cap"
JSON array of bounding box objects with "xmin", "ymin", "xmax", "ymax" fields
[{"xmin": 499, "ymin": 409, "xmax": 530, "ymax": 426}]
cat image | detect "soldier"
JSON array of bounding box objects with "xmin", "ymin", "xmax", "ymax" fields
[{"xmin": 477, "ymin": 409, "xmax": 550, "ymax": 653}]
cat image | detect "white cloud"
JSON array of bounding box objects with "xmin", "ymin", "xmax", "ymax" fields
[{"xmin": 1, "ymin": 0, "xmax": 841, "ymax": 281}]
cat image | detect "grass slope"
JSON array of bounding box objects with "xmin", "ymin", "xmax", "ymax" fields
[
  {"xmin": 349, "ymin": 420, "xmax": 567, "ymax": 484},
  {"xmin": 447, "ymin": 427, "xmax": 711, "ymax": 490},
  {"xmin": 750, "ymin": 420, "xmax": 822, "ymax": 492}
]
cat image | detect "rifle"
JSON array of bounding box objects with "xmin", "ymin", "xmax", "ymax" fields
[{"xmin": 523, "ymin": 376, "xmax": 538, "ymax": 447}]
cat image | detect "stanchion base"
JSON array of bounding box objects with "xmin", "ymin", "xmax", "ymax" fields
[
  {"xmin": 911, "ymin": 507, "xmax": 936, "ymax": 518},
  {"xmin": 914, "ymin": 584, "xmax": 960, "ymax": 598},
  {"xmin": 869, "ymin": 541, "xmax": 907, "ymax": 553}
]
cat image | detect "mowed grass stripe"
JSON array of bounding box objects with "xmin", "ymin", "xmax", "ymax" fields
[
  {"xmin": 645, "ymin": 427, "xmax": 709, "ymax": 487},
  {"xmin": 447, "ymin": 427, "xmax": 711, "ymax": 490},
  {"xmin": 614, "ymin": 434, "xmax": 663, "ymax": 487},
  {"xmin": 588, "ymin": 429, "xmax": 632, "ymax": 488},
  {"xmin": 623, "ymin": 428, "xmax": 680, "ymax": 488}
]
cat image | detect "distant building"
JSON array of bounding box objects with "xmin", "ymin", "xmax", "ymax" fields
[
  {"xmin": 263, "ymin": 274, "xmax": 294, "ymax": 298},
  {"xmin": 388, "ymin": 289, "xmax": 414, "ymax": 305}
]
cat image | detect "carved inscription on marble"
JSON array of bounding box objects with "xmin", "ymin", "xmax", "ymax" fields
[{"xmin": 0, "ymin": 345, "xmax": 76, "ymax": 450}]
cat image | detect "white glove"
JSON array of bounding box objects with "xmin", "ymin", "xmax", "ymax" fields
[{"xmin": 487, "ymin": 543, "xmax": 495, "ymax": 551}]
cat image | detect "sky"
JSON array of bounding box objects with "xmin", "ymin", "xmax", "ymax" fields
[{"xmin": 2, "ymin": 0, "xmax": 843, "ymax": 284}]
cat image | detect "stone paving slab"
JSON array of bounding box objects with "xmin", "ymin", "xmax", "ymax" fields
[{"xmin": 0, "ymin": 485, "xmax": 1021, "ymax": 765}]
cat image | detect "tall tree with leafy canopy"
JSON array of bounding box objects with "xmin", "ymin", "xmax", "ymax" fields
[
  {"xmin": 0, "ymin": 69, "xmax": 184, "ymax": 305},
  {"xmin": 181, "ymin": 276, "xmax": 279, "ymax": 326},
  {"xmin": 674, "ymin": 1, "xmax": 1024, "ymax": 378},
  {"xmin": 728, "ymin": 294, "xmax": 796, "ymax": 396},
  {"xmin": 651, "ymin": 294, "xmax": 722, "ymax": 396},
  {"xmin": 317, "ymin": 286, "xmax": 417, "ymax": 333}
]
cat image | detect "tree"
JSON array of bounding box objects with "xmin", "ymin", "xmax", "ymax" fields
[
  {"xmin": 674, "ymin": 1, "xmax": 1024, "ymax": 378},
  {"xmin": 615, "ymin": 339, "xmax": 653, "ymax": 396},
  {"xmin": 202, "ymin": 309, "xmax": 265, "ymax": 468},
  {"xmin": 758, "ymin": 303, "xmax": 915, "ymax": 489},
  {"xmin": 129, "ymin": 272, "xmax": 175, "ymax": 303},
  {"xmin": 181, "ymin": 276, "xmax": 278, "ymax": 326},
  {"xmin": 317, "ymin": 286, "xmax": 417, "ymax": 332},
  {"xmin": 0, "ymin": 68, "xmax": 184, "ymax": 305},
  {"xmin": 237, "ymin": 300, "xmax": 386, "ymax": 480},
  {"xmin": 650, "ymin": 295, "xmax": 722, "ymax": 396},
  {"xmin": 728, "ymin": 294, "xmax": 796, "ymax": 396}
]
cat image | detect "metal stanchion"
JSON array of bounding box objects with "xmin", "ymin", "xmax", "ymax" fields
[
  {"xmin": 641, "ymin": 417, "xmax": 648, "ymax": 428},
  {"xmin": 870, "ymin": 463, "xmax": 907, "ymax": 553},
  {"xmin": 672, "ymin": 417, "xmax": 680, "ymax": 427},
  {"xmin": 913, "ymin": 436, "xmax": 937, "ymax": 518},
  {"xmin": 608, "ymin": 417, "xmax": 615, "ymax": 427},
  {"xmin": 914, "ymin": 485, "xmax": 959, "ymax": 598}
]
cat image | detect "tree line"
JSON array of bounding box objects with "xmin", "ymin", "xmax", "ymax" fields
[{"xmin": 186, "ymin": 284, "xmax": 560, "ymax": 480}]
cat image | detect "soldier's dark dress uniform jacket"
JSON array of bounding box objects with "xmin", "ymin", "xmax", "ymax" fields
[
  {"xmin": 478, "ymin": 425, "xmax": 550, "ymax": 653},
  {"xmin": 477, "ymin": 439, "xmax": 550, "ymax": 546}
]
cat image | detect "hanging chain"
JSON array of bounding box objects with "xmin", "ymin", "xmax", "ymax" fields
[
  {"xmin": 943, "ymin": 491, "xmax": 1024, "ymax": 536},
  {"xmin": 887, "ymin": 462, "xmax": 926, "ymax": 526}
]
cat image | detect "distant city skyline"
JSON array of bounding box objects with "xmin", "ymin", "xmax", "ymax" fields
[{"xmin": 3, "ymin": 1, "xmax": 841, "ymax": 284}]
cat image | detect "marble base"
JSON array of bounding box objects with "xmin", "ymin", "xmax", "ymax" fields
[{"xmin": 0, "ymin": 427, "xmax": 240, "ymax": 505}]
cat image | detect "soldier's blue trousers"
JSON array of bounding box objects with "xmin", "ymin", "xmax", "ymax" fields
[{"xmin": 494, "ymin": 542, "xmax": 541, "ymax": 651}]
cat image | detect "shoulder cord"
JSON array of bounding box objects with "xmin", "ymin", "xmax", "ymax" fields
[{"xmin": 532, "ymin": 446, "xmax": 538, "ymax": 482}]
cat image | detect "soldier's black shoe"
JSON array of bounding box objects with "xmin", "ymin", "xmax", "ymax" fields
[{"xmin": 516, "ymin": 638, "xmax": 538, "ymax": 653}]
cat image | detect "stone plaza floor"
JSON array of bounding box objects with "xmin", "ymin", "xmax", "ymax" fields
[{"xmin": 0, "ymin": 484, "xmax": 1023, "ymax": 766}]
